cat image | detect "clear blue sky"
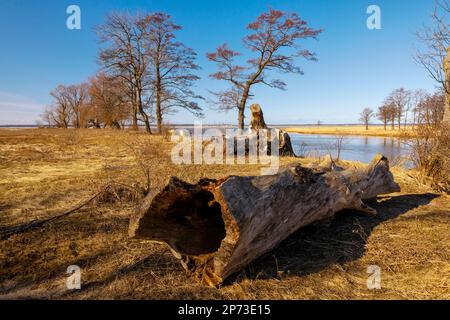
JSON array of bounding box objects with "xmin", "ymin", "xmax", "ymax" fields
[{"xmin": 0, "ymin": 0, "xmax": 440, "ymax": 125}]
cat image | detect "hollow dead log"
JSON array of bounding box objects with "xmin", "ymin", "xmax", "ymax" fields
[{"xmin": 129, "ymin": 154, "xmax": 400, "ymax": 287}]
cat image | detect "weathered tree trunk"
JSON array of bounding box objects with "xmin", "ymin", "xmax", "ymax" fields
[
  {"xmin": 156, "ymin": 65, "xmax": 163, "ymax": 135},
  {"xmin": 237, "ymin": 107, "xmax": 245, "ymax": 130},
  {"xmin": 129, "ymin": 154, "xmax": 400, "ymax": 287},
  {"xmin": 136, "ymin": 84, "xmax": 152, "ymax": 134},
  {"xmin": 249, "ymin": 103, "xmax": 296, "ymax": 157},
  {"xmin": 249, "ymin": 103, "xmax": 268, "ymax": 130},
  {"xmin": 443, "ymin": 47, "xmax": 450, "ymax": 124},
  {"xmin": 237, "ymin": 86, "xmax": 251, "ymax": 130}
]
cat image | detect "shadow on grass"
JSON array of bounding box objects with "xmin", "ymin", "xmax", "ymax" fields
[
  {"xmin": 63, "ymin": 192, "xmax": 440, "ymax": 295},
  {"xmin": 224, "ymin": 193, "xmax": 440, "ymax": 284},
  {"xmin": 1, "ymin": 193, "xmax": 440, "ymax": 298}
]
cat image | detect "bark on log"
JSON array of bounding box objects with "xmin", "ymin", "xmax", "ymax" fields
[{"xmin": 129, "ymin": 154, "xmax": 400, "ymax": 287}]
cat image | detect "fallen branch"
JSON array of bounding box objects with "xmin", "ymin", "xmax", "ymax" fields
[
  {"xmin": 0, "ymin": 192, "xmax": 102, "ymax": 240},
  {"xmin": 1, "ymin": 183, "xmax": 144, "ymax": 240}
]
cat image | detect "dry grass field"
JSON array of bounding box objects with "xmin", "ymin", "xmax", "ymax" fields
[
  {"xmin": 285, "ymin": 125, "xmax": 414, "ymax": 138},
  {"xmin": 0, "ymin": 129, "xmax": 449, "ymax": 299}
]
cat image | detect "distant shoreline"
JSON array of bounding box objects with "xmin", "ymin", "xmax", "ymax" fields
[
  {"xmin": 0, "ymin": 124, "xmax": 415, "ymax": 138},
  {"xmin": 284, "ymin": 125, "xmax": 414, "ymax": 138}
]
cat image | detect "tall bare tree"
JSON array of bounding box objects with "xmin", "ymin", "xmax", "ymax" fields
[
  {"xmin": 207, "ymin": 8, "xmax": 322, "ymax": 129},
  {"xmin": 417, "ymin": 90, "xmax": 446, "ymax": 127},
  {"xmin": 141, "ymin": 12, "xmax": 203, "ymax": 134},
  {"xmin": 410, "ymin": 89, "xmax": 428, "ymax": 128},
  {"xmin": 385, "ymin": 88, "xmax": 411, "ymax": 129},
  {"xmin": 41, "ymin": 104, "xmax": 70, "ymax": 128},
  {"xmin": 48, "ymin": 85, "xmax": 73, "ymax": 128},
  {"xmin": 46, "ymin": 84, "xmax": 88, "ymax": 128},
  {"xmin": 377, "ymin": 105, "xmax": 390, "ymax": 130},
  {"xmin": 97, "ymin": 12, "xmax": 152, "ymax": 133},
  {"xmin": 415, "ymin": 0, "xmax": 450, "ymax": 96},
  {"xmin": 359, "ymin": 107, "xmax": 374, "ymax": 130},
  {"xmin": 66, "ymin": 84, "xmax": 89, "ymax": 128},
  {"xmin": 387, "ymin": 104, "xmax": 397, "ymax": 130},
  {"xmin": 88, "ymin": 73, "xmax": 131, "ymax": 129},
  {"xmin": 379, "ymin": 103, "xmax": 398, "ymax": 130}
]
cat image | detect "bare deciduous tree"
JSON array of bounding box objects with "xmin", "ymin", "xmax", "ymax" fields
[
  {"xmin": 142, "ymin": 12, "xmax": 203, "ymax": 134},
  {"xmin": 378, "ymin": 103, "xmax": 397, "ymax": 130},
  {"xmin": 410, "ymin": 89, "xmax": 428, "ymax": 128},
  {"xmin": 66, "ymin": 84, "xmax": 89, "ymax": 128},
  {"xmin": 415, "ymin": 0, "xmax": 450, "ymax": 96},
  {"xmin": 377, "ymin": 105, "xmax": 390, "ymax": 130},
  {"xmin": 417, "ymin": 90, "xmax": 446, "ymax": 127},
  {"xmin": 385, "ymin": 88, "xmax": 411, "ymax": 129},
  {"xmin": 97, "ymin": 12, "xmax": 152, "ymax": 133},
  {"xmin": 45, "ymin": 84, "xmax": 88, "ymax": 128},
  {"xmin": 387, "ymin": 103, "xmax": 398, "ymax": 130},
  {"xmin": 88, "ymin": 73, "xmax": 131, "ymax": 129},
  {"xmin": 207, "ymin": 8, "xmax": 322, "ymax": 129},
  {"xmin": 359, "ymin": 107, "xmax": 374, "ymax": 130}
]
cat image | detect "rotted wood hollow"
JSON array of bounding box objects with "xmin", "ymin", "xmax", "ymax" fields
[{"xmin": 129, "ymin": 154, "xmax": 400, "ymax": 287}]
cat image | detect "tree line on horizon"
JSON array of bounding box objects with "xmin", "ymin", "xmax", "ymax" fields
[
  {"xmin": 40, "ymin": 1, "xmax": 449, "ymax": 134},
  {"xmin": 40, "ymin": 8, "xmax": 323, "ymax": 133},
  {"xmin": 359, "ymin": 0, "xmax": 449, "ymax": 132},
  {"xmin": 359, "ymin": 87, "xmax": 446, "ymax": 130}
]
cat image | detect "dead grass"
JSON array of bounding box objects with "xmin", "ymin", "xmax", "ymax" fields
[
  {"xmin": 285, "ymin": 125, "xmax": 415, "ymax": 138},
  {"xmin": 0, "ymin": 128, "xmax": 449, "ymax": 300}
]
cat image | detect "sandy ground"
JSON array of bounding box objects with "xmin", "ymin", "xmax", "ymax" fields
[{"xmin": 0, "ymin": 129, "xmax": 449, "ymax": 299}]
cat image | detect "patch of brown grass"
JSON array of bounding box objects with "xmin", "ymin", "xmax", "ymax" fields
[
  {"xmin": 0, "ymin": 129, "xmax": 449, "ymax": 299},
  {"xmin": 285, "ymin": 125, "xmax": 415, "ymax": 138}
]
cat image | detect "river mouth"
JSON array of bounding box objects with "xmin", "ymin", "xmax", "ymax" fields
[{"xmin": 290, "ymin": 133, "xmax": 412, "ymax": 167}]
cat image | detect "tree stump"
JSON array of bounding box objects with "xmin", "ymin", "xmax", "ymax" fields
[
  {"xmin": 249, "ymin": 103, "xmax": 296, "ymax": 157},
  {"xmin": 129, "ymin": 154, "xmax": 400, "ymax": 287},
  {"xmin": 249, "ymin": 104, "xmax": 268, "ymax": 130}
]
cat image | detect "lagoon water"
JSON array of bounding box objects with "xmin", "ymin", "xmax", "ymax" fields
[
  {"xmin": 290, "ymin": 133, "xmax": 411, "ymax": 165},
  {"xmin": 170, "ymin": 125, "xmax": 411, "ymax": 166}
]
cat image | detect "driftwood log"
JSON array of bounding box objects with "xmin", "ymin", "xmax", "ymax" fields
[{"xmin": 129, "ymin": 154, "xmax": 400, "ymax": 287}]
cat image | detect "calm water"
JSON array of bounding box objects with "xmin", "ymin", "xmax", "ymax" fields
[{"xmin": 290, "ymin": 134, "xmax": 411, "ymax": 165}]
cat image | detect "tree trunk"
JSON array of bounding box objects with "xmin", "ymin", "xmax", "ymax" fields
[
  {"xmin": 141, "ymin": 110, "xmax": 152, "ymax": 134},
  {"xmin": 443, "ymin": 47, "xmax": 450, "ymax": 124},
  {"xmin": 237, "ymin": 86, "xmax": 250, "ymax": 130},
  {"xmin": 129, "ymin": 82, "xmax": 139, "ymax": 131},
  {"xmin": 156, "ymin": 65, "xmax": 163, "ymax": 134},
  {"xmin": 136, "ymin": 87, "xmax": 152, "ymax": 134},
  {"xmin": 129, "ymin": 154, "xmax": 400, "ymax": 287},
  {"xmin": 249, "ymin": 103, "xmax": 267, "ymax": 130},
  {"xmin": 237, "ymin": 107, "xmax": 245, "ymax": 130},
  {"xmin": 404, "ymin": 111, "xmax": 408, "ymax": 128},
  {"xmin": 131, "ymin": 106, "xmax": 138, "ymax": 131},
  {"xmin": 156, "ymin": 105, "xmax": 162, "ymax": 135}
]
